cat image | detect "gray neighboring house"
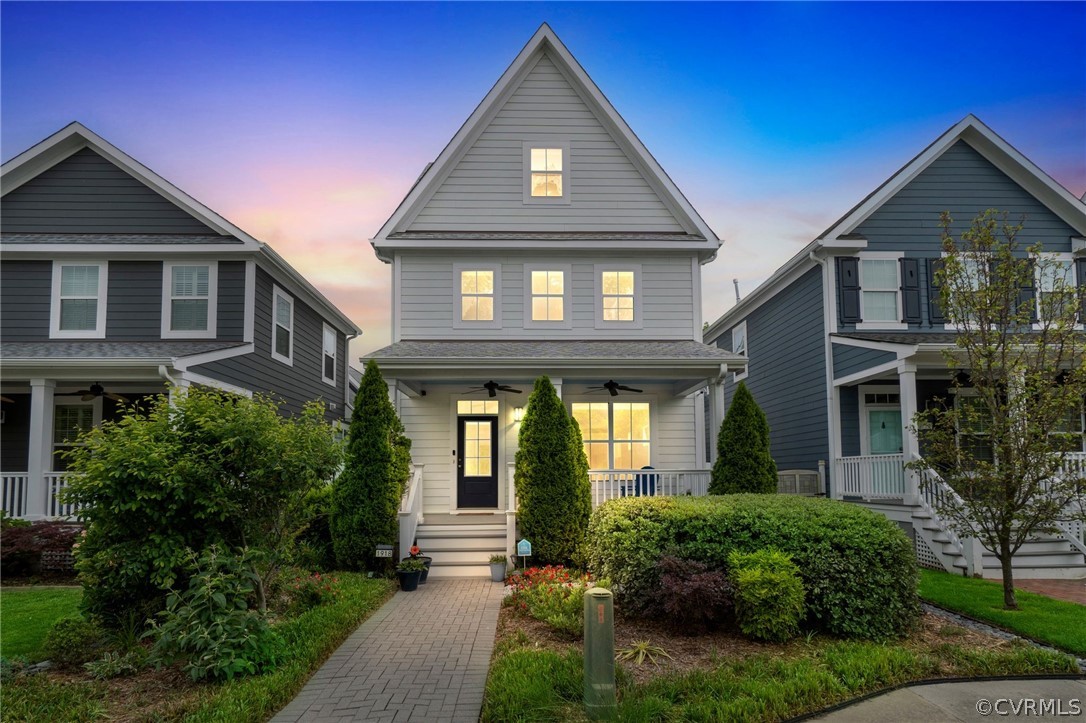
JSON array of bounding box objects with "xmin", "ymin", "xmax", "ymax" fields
[
  {"xmin": 704, "ymin": 115, "xmax": 1086, "ymax": 580},
  {"xmin": 1, "ymin": 122, "xmax": 360, "ymax": 520}
]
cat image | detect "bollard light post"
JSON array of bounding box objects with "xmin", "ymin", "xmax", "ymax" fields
[{"xmin": 583, "ymin": 587, "xmax": 616, "ymax": 719}]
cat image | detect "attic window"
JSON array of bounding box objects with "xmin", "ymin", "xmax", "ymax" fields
[{"xmin": 523, "ymin": 142, "xmax": 570, "ymax": 204}]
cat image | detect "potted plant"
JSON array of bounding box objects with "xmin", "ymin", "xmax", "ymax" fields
[
  {"xmin": 396, "ymin": 558, "xmax": 426, "ymax": 592},
  {"xmin": 489, "ymin": 554, "xmax": 508, "ymax": 583},
  {"xmin": 405, "ymin": 544, "xmax": 433, "ymax": 584}
]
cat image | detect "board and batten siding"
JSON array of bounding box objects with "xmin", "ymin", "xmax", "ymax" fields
[
  {"xmin": 714, "ymin": 266, "xmax": 829, "ymax": 473},
  {"xmin": 832, "ymin": 344, "xmax": 897, "ymax": 380},
  {"xmin": 398, "ymin": 252, "xmax": 696, "ymax": 339},
  {"xmin": 0, "ymin": 261, "xmax": 51, "ymax": 341},
  {"xmin": 193, "ymin": 265, "xmax": 347, "ymax": 422},
  {"xmin": 1, "ymin": 148, "xmax": 219, "ymax": 235},
  {"xmin": 406, "ymin": 51, "xmax": 685, "ymax": 234}
]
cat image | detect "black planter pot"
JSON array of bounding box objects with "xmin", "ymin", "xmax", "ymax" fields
[
  {"xmin": 403, "ymin": 556, "xmax": 433, "ymax": 583},
  {"xmin": 397, "ymin": 569, "xmax": 422, "ymax": 592}
]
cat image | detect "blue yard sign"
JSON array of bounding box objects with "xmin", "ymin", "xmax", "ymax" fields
[{"xmin": 517, "ymin": 538, "xmax": 532, "ymax": 557}]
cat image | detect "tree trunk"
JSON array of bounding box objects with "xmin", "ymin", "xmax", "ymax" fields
[{"xmin": 999, "ymin": 542, "xmax": 1017, "ymax": 610}]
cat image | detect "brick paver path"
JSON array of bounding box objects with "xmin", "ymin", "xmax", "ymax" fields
[
  {"xmin": 272, "ymin": 578, "xmax": 505, "ymax": 723},
  {"xmin": 1013, "ymin": 579, "xmax": 1086, "ymax": 605}
]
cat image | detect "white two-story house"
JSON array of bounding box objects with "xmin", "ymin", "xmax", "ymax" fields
[{"xmin": 366, "ymin": 25, "xmax": 744, "ymax": 576}]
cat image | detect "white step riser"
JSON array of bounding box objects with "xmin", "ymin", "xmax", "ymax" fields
[
  {"xmin": 427, "ymin": 565, "xmax": 492, "ymax": 579},
  {"xmin": 417, "ymin": 537, "xmax": 508, "ymax": 552},
  {"xmin": 428, "ymin": 550, "xmax": 504, "ymax": 566}
]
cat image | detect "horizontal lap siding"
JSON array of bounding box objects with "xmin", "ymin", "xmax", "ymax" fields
[
  {"xmin": 408, "ymin": 52, "xmax": 684, "ymax": 233},
  {"xmin": 0, "ymin": 261, "xmax": 51, "ymax": 341},
  {"xmin": 194, "ymin": 265, "xmax": 346, "ymax": 422},
  {"xmin": 399, "ymin": 252, "xmax": 695, "ymax": 339},
  {"xmin": 216, "ymin": 261, "xmax": 246, "ymax": 341},
  {"xmin": 832, "ymin": 344, "xmax": 897, "ymax": 379},
  {"xmin": 106, "ymin": 261, "xmax": 161, "ymax": 339},
  {"xmin": 655, "ymin": 395, "xmax": 697, "ymax": 469},
  {"xmin": 1, "ymin": 148, "xmax": 217, "ymax": 234},
  {"xmin": 716, "ymin": 267, "xmax": 828, "ymax": 472}
]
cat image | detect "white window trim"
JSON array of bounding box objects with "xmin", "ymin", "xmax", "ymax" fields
[
  {"xmin": 1032, "ymin": 251, "xmax": 1081, "ymax": 330},
  {"xmin": 593, "ymin": 264, "xmax": 643, "ymax": 329},
  {"xmin": 857, "ymin": 384, "xmax": 902, "ymax": 456},
  {"xmin": 271, "ymin": 284, "xmax": 295, "ymax": 366},
  {"xmin": 322, "ymin": 322, "xmax": 337, "ymax": 387},
  {"xmin": 567, "ymin": 396, "xmax": 656, "ymax": 471},
  {"xmin": 732, "ymin": 321, "xmax": 748, "ymax": 382},
  {"xmin": 161, "ymin": 260, "xmax": 218, "ymax": 339},
  {"xmin": 522, "ymin": 140, "xmax": 571, "ymax": 205},
  {"xmin": 52, "ymin": 396, "xmax": 103, "ymax": 471},
  {"xmin": 452, "ymin": 263, "xmax": 503, "ymax": 330},
  {"xmin": 50, "ymin": 261, "xmax": 108, "ymax": 339},
  {"xmin": 856, "ymin": 251, "xmax": 908, "ymax": 331},
  {"xmin": 523, "ymin": 263, "xmax": 574, "ymax": 330},
  {"xmin": 941, "ymin": 250, "xmax": 991, "ymax": 332}
]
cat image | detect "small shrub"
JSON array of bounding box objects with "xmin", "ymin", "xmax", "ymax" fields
[
  {"xmin": 147, "ymin": 546, "xmax": 283, "ymax": 682},
  {"xmin": 616, "ymin": 641, "xmax": 672, "ymax": 666},
  {"xmin": 729, "ymin": 548, "xmax": 805, "ymax": 642},
  {"xmin": 1, "ymin": 656, "xmax": 29, "ymax": 683},
  {"xmin": 83, "ymin": 650, "xmax": 143, "ymax": 679},
  {"xmin": 0, "ymin": 521, "xmax": 82, "ymax": 577},
  {"xmin": 295, "ymin": 484, "xmax": 335, "ymax": 571},
  {"xmin": 654, "ymin": 555, "xmax": 733, "ymax": 633},
  {"xmin": 283, "ymin": 570, "xmax": 341, "ymax": 616},
  {"xmin": 43, "ymin": 616, "xmax": 108, "ymax": 668},
  {"xmin": 506, "ymin": 566, "xmax": 607, "ymax": 637}
]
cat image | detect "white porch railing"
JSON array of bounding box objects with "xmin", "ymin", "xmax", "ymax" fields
[
  {"xmin": 834, "ymin": 454, "xmax": 907, "ymax": 498},
  {"xmin": 588, "ymin": 469, "xmax": 711, "ymax": 507},
  {"xmin": 2, "ymin": 473, "xmax": 29, "ymax": 518},
  {"xmin": 1, "ymin": 472, "xmax": 80, "ymax": 519},
  {"xmin": 46, "ymin": 472, "xmax": 80, "ymax": 518},
  {"xmin": 397, "ymin": 465, "xmax": 425, "ymax": 558}
]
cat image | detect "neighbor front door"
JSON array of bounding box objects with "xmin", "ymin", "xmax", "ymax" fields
[{"xmin": 457, "ymin": 416, "xmax": 499, "ymax": 508}]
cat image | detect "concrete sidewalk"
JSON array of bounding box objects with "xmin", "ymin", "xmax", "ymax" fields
[
  {"xmin": 811, "ymin": 678, "xmax": 1086, "ymax": 722},
  {"xmin": 272, "ymin": 577, "xmax": 505, "ymax": 723}
]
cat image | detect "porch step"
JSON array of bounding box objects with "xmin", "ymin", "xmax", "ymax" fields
[
  {"xmin": 426, "ymin": 562, "xmax": 492, "ymax": 579},
  {"xmin": 414, "ymin": 521, "xmax": 506, "ymax": 578}
]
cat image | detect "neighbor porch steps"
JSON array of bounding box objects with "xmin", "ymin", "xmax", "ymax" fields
[{"xmin": 415, "ymin": 521, "xmax": 507, "ymax": 579}]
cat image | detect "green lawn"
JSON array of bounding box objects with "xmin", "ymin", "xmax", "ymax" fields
[
  {"xmin": 1, "ymin": 586, "xmax": 83, "ymax": 660},
  {"xmin": 918, "ymin": 569, "xmax": 1086, "ymax": 656}
]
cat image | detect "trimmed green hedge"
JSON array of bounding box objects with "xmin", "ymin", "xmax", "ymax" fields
[{"xmin": 585, "ymin": 495, "xmax": 920, "ymax": 640}]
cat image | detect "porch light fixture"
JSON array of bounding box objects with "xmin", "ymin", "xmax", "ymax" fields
[{"xmin": 514, "ymin": 407, "xmax": 525, "ymax": 422}]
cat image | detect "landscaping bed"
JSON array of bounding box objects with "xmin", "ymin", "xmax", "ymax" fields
[
  {"xmin": 0, "ymin": 574, "xmax": 395, "ymax": 722},
  {"xmin": 484, "ymin": 603, "xmax": 1080, "ymax": 722}
]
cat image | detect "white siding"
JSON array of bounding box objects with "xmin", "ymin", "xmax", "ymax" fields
[
  {"xmin": 406, "ymin": 51, "xmax": 685, "ymax": 233},
  {"xmin": 398, "ymin": 252, "xmax": 696, "ymax": 340},
  {"xmin": 655, "ymin": 395, "xmax": 699, "ymax": 469}
]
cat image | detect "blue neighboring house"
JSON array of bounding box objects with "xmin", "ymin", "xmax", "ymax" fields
[
  {"xmin": 703, "ymin": 115, "xmax": 1086, "ymax": 580},
  {"xmin": 0, "ymin": 122, "xmax": 361, "ymax": 520}
]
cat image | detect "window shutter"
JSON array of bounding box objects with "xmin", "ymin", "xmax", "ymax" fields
[
  {"xmin": 927, "ymin": 258, "xmax": 946, "ymax": 324},
  {"xmin": 900, "ymin": 258, "xmax": 921, "ymax": 324},
  {"xmin": 1076, "ymin": 258, "xmax": 1086, "ymax": 323},
  {"xmin": 1018, "ymin": 258, "xmax": 1037, "ymax": 322},
  {"xmin": 837, "ymin": 257, "xmax": 861, "ymax": 324}
]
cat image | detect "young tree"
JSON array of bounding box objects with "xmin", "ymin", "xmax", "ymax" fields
[
  {"xmin": 65, "ymin": 388, "xmax": 342, "ymax": 623},
  {"xmin": 710, "ymin": 382, "xmax": 777, "ymax": 494},
  {"xmin": 910, "ymin": 210, "xmax": 1086, "ymax": 609},
  {"xmin": 330, "ymin": 359, "xmax": 412, "ymax": 571},
  {"xmin": 514, "ymin": 376, "xmax": 591, "ymax": 565}
]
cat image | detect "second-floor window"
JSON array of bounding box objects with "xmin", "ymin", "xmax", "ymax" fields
[
  {"xmin": 523, "ymin": 142, "xmax": 570, "ymax": 204},
  {"xmin": 272, "ymin": 285, "xmax": 294, "ymax": 365},
  {"xmin": 1035, "ymin": 254, "xmax": 1077, "ymax": 323},
  {"xmin": 601, "ymin": 271, "xmax": 634, "ymax": 321},
  {"xmin": 461, "ymin": 270, "xmax": 494, "ymax": 321},
  {"xmin": 322, "ymin": 324, "xmax": 337, "ymax": 386},
  {"xmin": 732, "ymin": 321, "xmax": 748, "ymax": 381},
  {"xmin": 531, "ymin": 270, "xmax": 565, "ymax": 321},
  {"xmin": 51, "ymin": 262, "xmax": 107, "ymax": 338},
  {"xmin": 162, "ymin": 261, "xmax": 217, "ymax": 338},
  {"xmin": 860, "ymin": 258, "xmax": 900, "ymax": 323}
]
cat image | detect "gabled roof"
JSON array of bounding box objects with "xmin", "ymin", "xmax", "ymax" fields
[
  {"xmin": 818, "ymin": 114, "xmax": 1086, "ymax": 242},
  {"xmin": 371, "ymin": 23, "xmax": 718, "ymax": 259},
  {"xmin": 1, "ymin": 122, "xmax": 261, "ymax": 248}
]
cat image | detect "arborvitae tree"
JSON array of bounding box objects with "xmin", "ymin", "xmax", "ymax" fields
[
  {"xmin": 514, "ymin": 376, "xmax": 591, "ymax": 565},
  {"xmin": 331, "ymin": 359, "xmax": 412, "ymax": 570},
  {"xmin": 710, "ymin": 381, "xmax": 777, "ymax": 494}
]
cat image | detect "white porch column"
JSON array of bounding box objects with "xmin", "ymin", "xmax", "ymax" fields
[
  {"xmin": 709, "ymin": 377, "xmax": 725, "ymax": 463},
  {"xmin": 386, "ymin": 378, "xmax": 399, "ymax": 415},
  {"xmin": 26, "ymin": 379, "xmax": 55, "ymax": 520},
  {"xmin": 551, "ymin": 377, "xmax": 562, "ymax": 400},
  {"xmin": 898, "ymin": 363, "xmax": 920, "ymax": 504}
]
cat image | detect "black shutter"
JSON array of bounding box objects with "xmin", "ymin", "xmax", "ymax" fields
[
  {"xmin": 838, "ymin": 256, "xmax": 861, "ymax": 324},
  {"xmin": 1076, "ymin": 258, "xmax": 1086, "ymax": 323},
  {"xmin": 927, "ymin": 258, "xmax": 946, "ymax": 324},
  {"xmin": 900, "ymin": 258, "xmax": 921, "ymax": 324},
  {"xmin": 1018, "ymin": 258, "xmax": 1037, "ymax": 322}
]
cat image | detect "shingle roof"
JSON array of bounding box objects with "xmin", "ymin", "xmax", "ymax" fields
[
  {"xmin": 1, "ymin": 233, "xmax": 243, "ymax": 245},
  {"xmin": 385, "ymin": 231, "xmax": 705, "ymax": 242},
  {"xmin": 367, "ymin": 340, "xmax": 742, "ymax": 362},
  {"xmin": 1, "ymin": 340, "xmax": 248, "ymax": 360},
  {"xmin": 833, "ymin": 332, "xmax": 959, "ymax": 345}
]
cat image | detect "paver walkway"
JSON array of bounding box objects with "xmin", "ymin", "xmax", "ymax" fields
[
  {"xmin": 272, "ymin": 577, "xmax": 505, "ymax": 723},
  {"xmin": 1014, "ymin": 579, "xmax": 1086, "ymax": 605}
]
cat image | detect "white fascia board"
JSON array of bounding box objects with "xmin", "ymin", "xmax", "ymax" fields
[
  {"xmin": 1, "ymin": 122, "xmax": 263, "ymax": 250},
  {"xmin": 257, "ymin": 247, "xmax": 360, "ymax": 334},
  {"xmin": 829, "ymin": 335, "xmax": 918, "ymax": 356},
  {"xmin": 374, "ymin": 238, "xmax": 717, "ymax": 256},
  {"xmin": 178, "ymin": 371, "xmax": 254, "ymax": 397},
  {"xmin": 171, "ymin": 343, "xmax": 254, "ymax": 371},
  {"xmin": 0, "ymin": 244, "xmax": 255, "ymax": 256},
  {"xmin": 364, "ymin": 358, "xmax": 746, "ymax": 379},
  {"xmin": 370, "ymin": 24, "xmax": 718, "ymax": 248},
  {"xmin": 833, "ymin": 359, "xmax": 903, "ymax": 388}
]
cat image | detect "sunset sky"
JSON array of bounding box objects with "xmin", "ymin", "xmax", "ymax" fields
[{"xmin": 3, "ymin": 2, "xmax": 1083, "ymax": 363}]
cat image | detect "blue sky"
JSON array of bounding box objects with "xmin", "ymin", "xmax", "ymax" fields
[{"xmin": 3, "ymin": 2, "xmax": 1083, "ymax": 355}]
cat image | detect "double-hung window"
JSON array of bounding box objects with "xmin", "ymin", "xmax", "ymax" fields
[
  {"xmin": 571, "ymin": 401, "xmax": 651, "ymax": 470},
  {"xmin": 51, "ymin": 262, "xmax": 107, "ymax": 338},
  {"xmin": 162, "ymin": 261, "xmax": 217, "ymax": 338},
  {"xmin": 524, "ymin": 264, "xmax": 572, "ymax": 328},
  {"xmin": 732, "ymin": 321, "xmax": 748, "ymax": 381},
  {"xmin": 453, "ymin": 264, "xmax": 501, "ymax": 329},
  {"xmin": 523, "ymin": 142, "xmax": 570, "ymax": 204},
  {"xmin": 322, "ymin": 324, "xmax": 337, "ymax": 386},
  {"xmin": 272, "ymin": 285, "xmax": 294, "ymax": 365},
  {"xmin": 594, "ymin": 265, "xmax": 642, "ymax": 328},
  {"xmin": 955, "ymin": 393, "xmax": 994, "ymax": 464},
  {"xmin": 1035, "ymin": 253, "xmax": 1077, "ymax": 325},
  {"xmin": 857, "ymin": 253, "xmax": 905, "ymax": 329}
]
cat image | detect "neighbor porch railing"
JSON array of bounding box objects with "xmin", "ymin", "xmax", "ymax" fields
[
  {"xmin": 398, "ymin": 465, "xmax": 425, "ymax": 559},
  {"xmin": 1, "ymin": 471, "xmax": 80, "ymax": 519},
  {"xmin": 834, "ymin": 454, "xmax": 907, "ymax": 498},
  {"xmin": 2, "ymin": 473, "xmax": 29, "ymax": 518},
  {"xmin": 588, "ymin": 469, "xmax": 711, "ymax": 507}
]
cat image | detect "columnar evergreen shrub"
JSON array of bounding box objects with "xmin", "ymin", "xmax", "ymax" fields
[
  {"xmin": 710, "ymin": 382, "xmax": 777, "ymax": 494},
  {"xmin": 514, "ymin": 376, "xmax": 591, "ymax": 565},
  {"xmin": 586, "ymin": 495, "xmax": 919, "ymax": 640},
  {"xmin": 331, "ymin": 360, "xmax": 412, "ymax": 570},
  {"xmin": 729, "ymin": 548, "xmax": 805, "ymax": 642}
]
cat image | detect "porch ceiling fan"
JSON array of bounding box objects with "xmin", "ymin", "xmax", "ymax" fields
[
  {"xmin": 465, "ymin": 381, "xmax": 522, "ymax": 398},
  {"xmin": 57, "ymin": 383, "xmax": 129, "ymax": 403},
  {"xmin": 589, "ymin": 380, "xmax": 643, "ymax": 397}
]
